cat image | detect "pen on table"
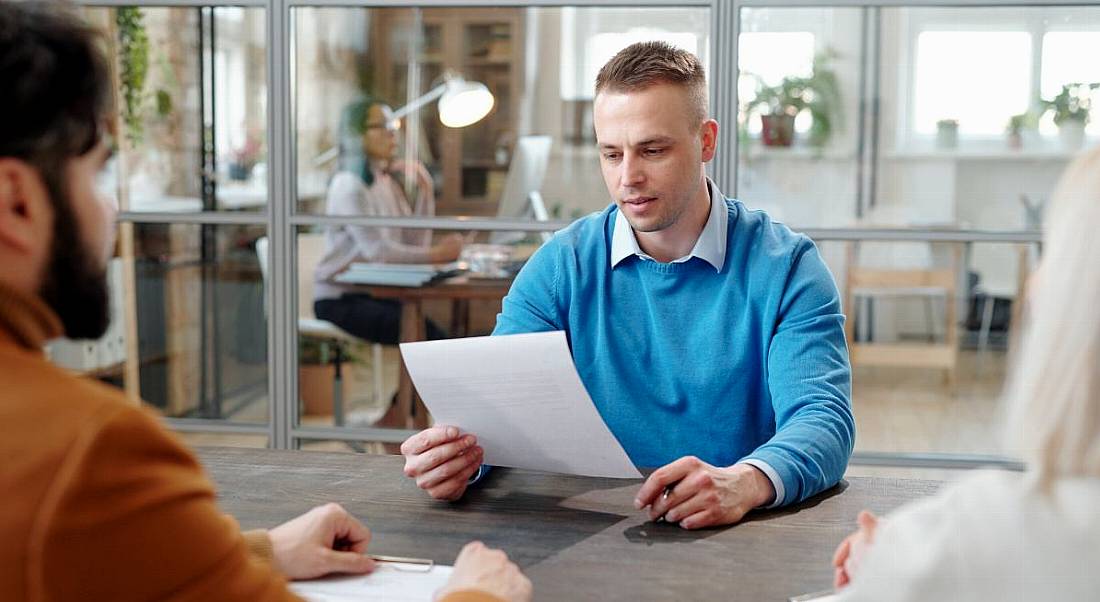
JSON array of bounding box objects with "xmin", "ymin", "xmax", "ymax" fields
[
  {"xmin": 654, "ymin": 480, "xmax": 681, "ymax": 523},
  {"xmin": 367, "ymin": 554, "xmax": 435, "ymax": 571}
]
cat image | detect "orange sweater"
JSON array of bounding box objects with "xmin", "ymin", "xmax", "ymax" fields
[{"xmin": 0, "ymin": 283, "xmax": 499, "ymax": 602}]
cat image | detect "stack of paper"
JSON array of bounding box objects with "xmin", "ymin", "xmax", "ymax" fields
[
  {"xmin": 335, "ymin": 263, "xmax": 450, "ymax": 287},
  {"xmin": 290, "ymin": 563, "xmax": 453, "ymax": 602}
]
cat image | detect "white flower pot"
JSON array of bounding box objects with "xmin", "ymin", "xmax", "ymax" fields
[{"xmin": 1058, "ymin": 121, "xmax": 1086, "ymax": 151}]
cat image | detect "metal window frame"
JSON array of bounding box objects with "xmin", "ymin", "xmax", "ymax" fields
[{"xmin": 89, "ymin": 0, "xmax": 1069, "ymax": 469}]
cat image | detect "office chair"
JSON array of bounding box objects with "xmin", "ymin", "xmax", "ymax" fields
[{"xmin": 254, "ymin": 235, "xmax": 386, "ymax": 430}]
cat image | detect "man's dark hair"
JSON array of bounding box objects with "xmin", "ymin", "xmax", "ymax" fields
[
  {"xmin": 0, "ymin": 1, "xmax": 115, "ymax": 339},
  {"xmin": 0, "ymin": 1, "xmax": 112, "ymax": 184},
  {"xmin": 595, "ymin": 41, "xmax": 708, "ymax": 123}
]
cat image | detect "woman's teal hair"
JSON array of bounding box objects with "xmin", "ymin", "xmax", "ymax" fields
[{"xmin": 338, "ymin": 96, "xmax": 379, "ymax": 186}]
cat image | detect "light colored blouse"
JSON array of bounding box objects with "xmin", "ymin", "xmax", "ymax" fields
[
  {"xmin": 314, "ymin": 164, "xmax": 435, "ymax": 300},
  {"xmin": 838, "ymin": 469, "xmax": 1100, "ymax": 601}
]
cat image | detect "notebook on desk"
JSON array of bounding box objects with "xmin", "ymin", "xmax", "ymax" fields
[{"xmin": 335, "ymin": 262, "xmax": 463, "ymax": 287}]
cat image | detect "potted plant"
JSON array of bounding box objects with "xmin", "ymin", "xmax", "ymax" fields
[
  {"xmin": 935, "ymin": 119, "xmax": 958, "ymax": 150},
  {"xmin": 742, "ymin": 50, "xmax": 843, "ymax": 149},
  {"xmin": 298, "ymin": 338, "xmax": 378, "ymax": 419},
  {"xmin": 116, "ymin": 7, "xmax": 150, "ymax": 146},
  {"xmin": 1005, "ymin": 112, "xmax": 1037, "ymax": 150},
  {"xmin": 229, "ymin": 130, "xmax": 263, "ymax": 181},
  {"xmin": 298, "ymin": 336, "xmax": 348, "ymax": 417},
  {"xmin": 115, "ymin": 8, "xmax": 175, "ymax": 146},
  {"xmin": 1040, "ymin": 83, "xmax": 1100, "ymax": 150}
]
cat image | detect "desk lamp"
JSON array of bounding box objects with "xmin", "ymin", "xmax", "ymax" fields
[{"xmin": 391, "ymin": 70, "xmax": 495, "ymax": 128}]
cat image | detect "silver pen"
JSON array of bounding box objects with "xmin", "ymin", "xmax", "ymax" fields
[{"xmin": 367, "ymin": 554, "xmax": 435, "ymax": 572}]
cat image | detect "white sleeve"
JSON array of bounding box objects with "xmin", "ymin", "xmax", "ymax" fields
[{"xmin": 329, "ymin": 172, "xmax": 435, "ymax": 264}]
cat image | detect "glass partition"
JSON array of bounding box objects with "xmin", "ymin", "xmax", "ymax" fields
[
  {"xmin": 50, "ymin": 223, "xmax": 269, "ymax": 423},
  {"xmin": 61, "ymin": 0, "xmax": 1078, "ymax": 463},
  {"xmin": 292, "ymin": 225, "xmax": 552, "ymax": 439},
  {"xmin": 293, "ymin": 6, "xmax": 710, "ymax": 218},
  {"xmin": 733, "ymin": 4, "xmax": 1089, "ymax": 463},
  {"xmin": 815, "ymin": 236, "xmax": 1038, "ymax": 459},
  {"xmin": 82, "ymin": 6, "xmax": 268, "ymax": 213}
]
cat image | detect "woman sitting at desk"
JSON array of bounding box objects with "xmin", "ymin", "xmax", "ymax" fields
[
  {"xmin": 831, "ymin": 147, "xmax": 1100, "ymax": 600},
  {"xmin": 314, "ymin": 98, "xmax": 463, "ymax": 344}
]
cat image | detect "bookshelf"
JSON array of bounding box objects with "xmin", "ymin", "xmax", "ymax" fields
[{"xmin": 373, "ymin": 8, "xmax": 525, "ymax": 216}]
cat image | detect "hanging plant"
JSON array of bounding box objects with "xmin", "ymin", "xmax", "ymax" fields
[{"xmin": 116, "ymin": 7, "xmax": 150, "ymax": 145}]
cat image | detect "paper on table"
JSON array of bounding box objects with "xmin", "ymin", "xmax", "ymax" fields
[
  {"xmin": 788, "ymin": 590, "xmax": 839, "ymax": 601},
  {"xmin": 290, "ymin": 563, "xmax": 452, "ymax": 602},
  {"xmin": 400, "ymin": 331, "xmax": 642, "ymax": 478}
]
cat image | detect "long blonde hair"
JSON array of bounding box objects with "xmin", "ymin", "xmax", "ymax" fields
[{"xmin": 1004, "ymin": 146, "xmax": 1100, "ymax": 486}]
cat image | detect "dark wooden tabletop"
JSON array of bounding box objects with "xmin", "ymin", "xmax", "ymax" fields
[{"xmin": 199, "ymin": 447, "xmax": 940, "ymax": 601}]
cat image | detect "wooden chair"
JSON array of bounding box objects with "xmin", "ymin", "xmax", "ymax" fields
[{"xmin": 844, "ymin": 240, "xmax": 962, "ymax": 387}]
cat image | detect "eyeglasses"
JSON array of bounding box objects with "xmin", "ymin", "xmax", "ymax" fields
[{"xmin": 365, "ymin": 118, "xmax": 401, "ymax": 132}]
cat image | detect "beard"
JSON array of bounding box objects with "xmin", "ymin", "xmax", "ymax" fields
[{"xmin": 37, "ymin": 182, "xmax": 111, "ymax": 340}]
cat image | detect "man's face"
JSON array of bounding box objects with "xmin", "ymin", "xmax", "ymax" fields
[
  {"xmin": 38, "ymin": 140, "xmax": 118, "ymax": 339},
  {"xmin": 593, "ymin": 83, "xmax": 715, "ymax": 233}
]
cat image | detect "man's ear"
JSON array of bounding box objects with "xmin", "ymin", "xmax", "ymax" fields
[
  {"xmin": 0, "ymin": 158, "xmax": 52, "ymax": 255},
  {"xmin": 700, "ymin": 119, "xmax": 719, "ymax": 163}
]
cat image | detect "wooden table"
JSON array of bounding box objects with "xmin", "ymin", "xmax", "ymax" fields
[
  {"xmin": 364, "ymin": 276, "xmax": 513, "ymax": 429},
  {"xmin": 200, "ymin": 447, "xmax": 941, "ymax": 601}
]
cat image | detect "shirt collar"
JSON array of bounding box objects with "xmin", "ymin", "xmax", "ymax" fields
[{"xmin": 610, "ymin": 177, "xmax": 727, "ymax": 272}]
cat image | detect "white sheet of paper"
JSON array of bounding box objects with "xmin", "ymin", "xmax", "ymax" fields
[
  {"xmin": 400, "ymin": 331, "xmax": 642, "ymax": 478},
  {"xmin": 788, "ymin": 593, "xmax": 838, "ymax": 602},
  {"xmin": 290, "ymin": 563, "xmax": 452, "ymax": 602}
]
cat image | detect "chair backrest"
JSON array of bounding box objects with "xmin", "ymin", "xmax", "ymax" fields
[
  {"xmin": 855, "ymin": 205, "xmax": 943, "ymax": 270},
  {"xmin": 296, "ymin": 233, "xmax": 328, "ymax": 320},
  {"xmin": 254, "ymin": 234, "xmax": 326, "ymax": 320}
]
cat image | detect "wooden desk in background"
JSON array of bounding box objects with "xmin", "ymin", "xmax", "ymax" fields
[
  {"xmin": 200, "ymin": 447, "xmax": 941, "ymax": 601},
  {"xmin": 364, "ymin": 275, "xmax": 513, "ymax": 429}
]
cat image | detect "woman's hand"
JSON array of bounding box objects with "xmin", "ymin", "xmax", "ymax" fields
[
  {"xmin": 832, "ymin": 510, "xmax": 880, "ymax": 589},
  {"xmin": 431, "ymin": 233, "xmax": 464, "ymax": 263}
]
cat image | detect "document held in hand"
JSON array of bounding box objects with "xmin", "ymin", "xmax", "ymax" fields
[{"xmin": 400, "ymin": 331, "xmax": 642, "ymax": 478}]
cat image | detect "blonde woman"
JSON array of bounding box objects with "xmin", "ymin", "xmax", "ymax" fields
[{"xmin": 831, "ymin": 147, "xmax": 1100, "ymax": 600}]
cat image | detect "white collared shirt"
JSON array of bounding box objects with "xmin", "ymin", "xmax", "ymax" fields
[{"xmin": 610, "ymin": 177, "xmax": 728, "ymax": 272}]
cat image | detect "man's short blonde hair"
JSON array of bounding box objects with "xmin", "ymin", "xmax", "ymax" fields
[{"xmin": 594, "ymin": 41, "xmax": 708, "ymax": 123}]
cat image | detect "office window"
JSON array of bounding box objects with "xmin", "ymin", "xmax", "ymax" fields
[
  {"xmin": 560, "ymin": 18, "xmax": 702, "ymax": 101},
  {"xmin": 213, "ymin": 7, "xmax": 267, "ymax": 182},
  {"xmin": 558, "ymin": 7, "xmax": 708, "ymax": 102},
  {"xmin": 80, "ymin": 6, "xmax": 268, "ymax": 213},
  {"xmin": 60, "ymin": 7, "xmax": 271, "ymax": 431},
  {"xmin": 912, "ymin": 31, "xmax": 1031, "ymax": 136},
  {"xmin": 129, "ymin": 223, "xmax": 268, "ymax": 422},
  {"xmin": 737, "ymin": 31, "xmax": 816, "ymax": 136},
  {"xmin": 1040, "ymin": 31, "xmax": 1100, "ymax": 136}
]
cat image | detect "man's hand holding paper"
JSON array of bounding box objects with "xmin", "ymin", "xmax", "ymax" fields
[
  {"xmin": 401, "ymin": 426, "xmax": 484, "ymax": 501},
  {"xmin": 398, "ymin": 331, "xmax": 641, "ymax": 500}
]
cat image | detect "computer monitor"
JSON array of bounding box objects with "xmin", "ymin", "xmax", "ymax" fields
[{"xmin": 490, "ymin": 135, "xmax": 552, "ymax": 244}]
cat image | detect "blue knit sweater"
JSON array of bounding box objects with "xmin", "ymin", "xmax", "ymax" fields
[{"xmin": 492, "ymin": 199, "xmax": 854, "ymax": 506}]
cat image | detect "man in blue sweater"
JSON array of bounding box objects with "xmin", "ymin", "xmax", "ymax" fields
[{"xmin": 400, "ymin": 41, "xmax": 854, "ymax": 529}]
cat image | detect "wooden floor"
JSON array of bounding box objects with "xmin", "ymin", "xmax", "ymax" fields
[{"xmin": 181, "ymin": 347, "xmax": 1013, "ymax": 480}]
